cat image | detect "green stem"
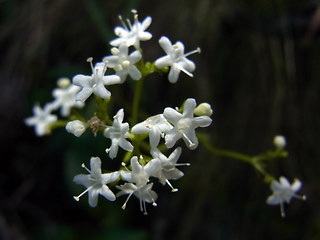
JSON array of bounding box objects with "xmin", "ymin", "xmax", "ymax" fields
[
  {"xmin": 197, "ymin": 133, "xmax": 253, "ymax": 163},
  {"xmin": 131, "ymin": 75, "xmax": 145, "ymax": 126}
]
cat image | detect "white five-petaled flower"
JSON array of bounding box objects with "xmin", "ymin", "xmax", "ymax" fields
[
  {"xmin": 25, "ymin": 103, "xmax": 57, "ymax": 136},
  {"xmin": 155, "ymin": 36, "xmax": 200, "ymax": 83},
  {"xmin": 73, "ymin": 157, "xmax": 119, "ymax": 207},
  {"xmin": 131, "ymin": 114, "xmax": 173, "ymax": 149},
  {"xmin": 110, "ymin": 10, "xmax": 152, "ymax": 49},
  {"xmin": 266, "ymin": 176, "xmax": 306, "ymax": 217},
  {"xmin": 104, "ymin": 109, "xmax": 134, "ymax": 159},
  {"xmin": 150, "ymin": 147, "xmax": 188, "ymax": 192},
  {"xmin": 72, "ymin": 58, "xmax": 121, "ymax": 102},
  {"xmin": 103, "ymin": 44, "xmax": 142, "ymax": 83},
  {"xmin": 117, "ymin": 156, "xmax": 159, "ymax": 214},
  {"xmin": 51, "ymin": 83, "xmax": 84, "ymax": 117},
  {"xmin": 163, "ymin": 98, "xmax": 212, "ymax": 150}
]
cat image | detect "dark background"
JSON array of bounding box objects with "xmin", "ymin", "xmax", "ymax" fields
[{"xmin": 1, "ymin": 0, "xmax": 319, "ymax": 239}]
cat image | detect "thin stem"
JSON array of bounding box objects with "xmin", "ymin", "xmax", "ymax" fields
[
  {"xmin": 131, "ymin": 75, "xmax": 145, "ymax": 126},
  {"xmin": 197, "ymin": 133, "xmax": 253, "ymax": 163}
]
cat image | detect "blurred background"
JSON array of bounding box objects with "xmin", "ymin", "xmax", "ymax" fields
[{"xmin": 1, "ymin": 0, "xmax": 320, "ymax": 239}]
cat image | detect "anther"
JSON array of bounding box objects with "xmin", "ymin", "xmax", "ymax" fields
[
  {"xmin": 184, "ymin": 47, "xmax": 201, "ymax": 57},
  {"xmin": 166, "ymin": 179, "xmax": 178, "ymax": 192},
  {"xmin": 81, "ymin": 163, "xmax": 91, "ymax": 173}
]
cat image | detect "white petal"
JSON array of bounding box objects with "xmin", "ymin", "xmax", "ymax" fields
[
  {"xmin": 155, "ymin": 56, "xmax": 172, "ymax": 68},
  {"xmin": 100, "ymin": 185, "xmax": 116, "ymax": 201},
  {"xmin": 73, "ymin": 174, "xmax": 90, "ymax": 188},
  {"xmin": 183, "ymin": 98, "xmax": 197, "ymax": 117},
  {"xmin": 88, "ymin": 189, "xmax": 99, "ymax": 207},
  {"xmin": 163, "ymin": 107, "xmax": 182, "ymax": 124},
  {"xmin": 75, "ymin": 88, "xmax": 93, "ymax": 102},
  {"xmin": 165, "ymin": 129, "xmax": 181, "ymax": 148},
  {"xmin": 168, "ymin": 66, "xmax": 181, "ymax": 83},
  {"xmin": 291, "ymin": 179, "xmax": 302, "ymax": 192},
  {"xmin": 149, "ymin": 127, "xmax": 161, "ymax": 148},
  {"xmin": 193, "ymin": 116, "xmax": 212, "ymax": 128},
  {"xmin": 266, "ymin": 194, "xmax": 281, "ymax": 205},
  {"xmin": 128, "ymin": 66, "xmax": 142, "ymax": 80},
  {"xmin": 129, "ymin": 50, "xmax": 142, "ymax": 64},
  {"xmin": 131, "ymin": 122, "xmax": 148, "ymax": 134},
  {"xmin": 141, "ymin": 16, "xmax": 152, "ymax": 30},
  {"xmin": 159, "ymin": 36, "xmax": 173, "ymax": 55},
  {"xmin": 279, "ymin": 177, "xmax": 291, "ymax": 188},
  {"xmin": 119, "ymin": 139, "xmax": 134, "ymax": 152},
  {"xmin": 90, "ymin": 157, "xmax": 102, "ymax": 176}
]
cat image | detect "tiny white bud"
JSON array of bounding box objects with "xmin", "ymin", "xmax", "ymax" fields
[
  {"xmin": 273, "ymin": 135, "xmax": 286, "ymax": 149},
  {"xmin": 57, "ymin": 77, "xmax": 71, "ymax": 89},
  {"xmin": 66, "ymin": 120, "xmax": 87, "ymax": 137},
  {"xmin": 111, "ymin": 47, "xmax": 120, "ymax": 55},
  {"xmin": 194, "ymin": 103, "xmax": 213, "ymax": 116}
]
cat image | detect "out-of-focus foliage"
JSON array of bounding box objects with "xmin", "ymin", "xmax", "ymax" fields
[{"xmin": 1, "ymin": 0, "xmax": 319, "ymax": 239}]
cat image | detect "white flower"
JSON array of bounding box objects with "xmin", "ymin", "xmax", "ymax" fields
[
  {"xmin": 155, "ymin": 36, "xmax": 200, "ymax": 83},
  {"xmin": 73, "ymin": 157, "xmax": 119, "ymax": 207},
  {"xmin": 163, "ymin": 98, "xmax": 212, "ymax": 149},
  {"xmin": 117, "ymin": 156, "xmax": 159, "ymax": 214},
  {"xmin": 72, "ymin": 58, "xmax": 121, "ymax": 102},
  {"xmin": 51, "ymin": 83, "xmax": 84, "ymax": 117},
  {"xmin": 104, "ymin": 109, "xmax": 134, "ymax": 159},
  {"xmin": 25, "ymin": 103, "xmax": 57, "ymax": 136},
  {"xmin": 103, "ymin": 44, "xmax": 142, "ymax": 83},
  {"xmin": 66, "ymin": 120, "xmax": 87, "ymax": 137},
  {"xmin": 131, "ymin": 114, "xmax": 173, "ymax": 149},
  {"xmin": 110, "ymin": 10, "xmax": 152, "ymax": 49},
  {"xmin": 150, "ymin": 147, "xmax": 188, "ymax": 192},
  {"xmin": 266, "ymin": 176, "xmax": 306, "ymax": 217}
]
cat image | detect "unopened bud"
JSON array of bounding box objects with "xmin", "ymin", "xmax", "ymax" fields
[
  {"xmin": 66, "ymin": 120, "xmax": 87, "ymax": 137},
  {"xmin": 57, "ymin": 78, "xmax": 71, "ymax": 89},
  {"xmin": 273, "ymin": 135, "xmax": 286, "ymax": 149},
  {"xmin": 194, "ymin": 103, "xmax": 213, "ymax": 116}
]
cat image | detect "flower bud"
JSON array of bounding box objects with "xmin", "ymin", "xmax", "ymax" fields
[
  {"xmin": 273, "ymin": 135, "xmax": 286, "ymax": 149},
  {"xmin": 194, "ymin": 103, "xmax": 213, "ymax": 116},
  {"xmin": 57, "ymin": 77, "xmax": 71, "ymax": 89},
  {"xmin": 66, "ymin": 120, "xmax": 87, "ymax": 137}
]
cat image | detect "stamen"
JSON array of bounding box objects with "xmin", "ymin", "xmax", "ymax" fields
[
  {"xmin": 118, "ymin": 15, "xmax": 128, "ymax": 30},
  {"xmin": 176, "ymin": 64, "xmax": 194, "ymax": 78},
  {"xmin": 184, "ymin": 47, "xmax": 201, "ymax": 57},
  {"xmin": 73, "ymin": 186, "xmax": 92, "ymax": 201},
  {"xmin": 175, "ymin": 107, "xmax": 180, "ymax": 111},
  {"xmin": 121, "ymin": 162, "xmax": 130, "ymax": 171},
  {"xmin": 126, "ymin": 18, "xmax": 132, "ymax": 30},
  {"xmin": 182, "ymin": 133, "xmax": 196, "ymax": 148},
  {"xmin": 166, "ymin": 179, "xmax": 178, "ymax": 192},
  {"xmin": 121, "ymin": 192, "xmax": 134, "ymax": 210},
  {"xmin": 139, "ymin": 155, "xmax": 144, "ymax": 167},
  {"xmin": 293, "ymin": 194, "xmax": 307, "ymax": 201},
  {"xmin": 87, "ymin": 57, "xmax": 94, "ymax": 72},
  {"xmin": 280, "ymin": 202, "xmax": 286, "ymax": 218},
  {"xmin": 105, "ymin": 148, "xmax": 110, "ymax": 153},
  {"xmin": 175, "ymin": 163, "xmax": 191, "ymax": 166},
  {"xmin": 81, "ymin": 163, "xmax": 91, "ymax": 173}
]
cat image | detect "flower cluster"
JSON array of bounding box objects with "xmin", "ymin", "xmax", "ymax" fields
[{"xmin": 25, "ymin": 10, "xmax": 306, "ymax": 217}]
